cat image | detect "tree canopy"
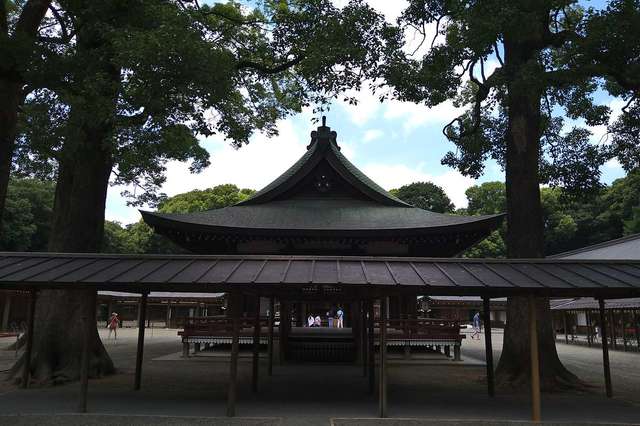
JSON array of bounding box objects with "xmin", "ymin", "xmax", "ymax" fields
[{"xmin": 390, "ymin": 181, "xmax": 454, "ymax": 212}]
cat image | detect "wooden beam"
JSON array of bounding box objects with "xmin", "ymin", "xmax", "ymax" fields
[
  {"xmin": 528, "ymin": 295, "xmax": 541, "ymax": 422},
  {"xmin": 268, "ymin": 296, "xmax": 274, "ymax": 376},
  {"xmin": 134, "ymin": 292, "xmax": 148, "ymax": 391},
  {"xmin": 227, "ymin": 292, "xmax": 241, "ymax": 417},
  {"xmin": 21, "ymin": 289, "xmax": 36, "ymax": 389},
  {"xmin": 78, "ymin": 291, "xmax": 95, "ymax": 413},
  {"xmin": 252, "ymin": 297, "xmax": 260, "ymax": 393},
  {"xmin": 482, "ymin": 296, "xmax": 494, "ymax": 397},
  {"xmin": 379, "ymin": 297, "xmax": 388, "ymax": 418},
  {"xmin": 598, "ymin": 298, "xmax": 613, "ymax": 398}
]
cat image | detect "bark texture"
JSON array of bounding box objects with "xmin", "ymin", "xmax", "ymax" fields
[
  {"xmin": 495, "ymin": 7, "xmax": 580, "ymax": 390},
  {"xmin": 13, "ymin": 126, "xmax": 116, "ymax": 385}
]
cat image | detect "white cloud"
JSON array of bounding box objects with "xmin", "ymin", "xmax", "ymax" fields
[
  {"xmin": 360, "ymin": 163, "xmax": 476, "ymax": 208},
  {"xmin": 338, "ymin": 88, "xmax": 382, "ymax": 126},
  {"xmin": 383, "ymin": 99, "xmax": 463, "ymax": 132},
  {"xmin": 363, "ymin": 129, "xmax": 384, "ymax": 143}
]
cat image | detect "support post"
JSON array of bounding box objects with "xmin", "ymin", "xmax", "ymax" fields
[
  {"xmin": 134, "ymin": 292, "xmax": 148, "ymax": 391},
  {"xmin": 563, "ymin": 311, "xmax": 569, "ymax": 344},
  {"xmin": 528, "ymin": 295, "xmax": 541, "ymax": 422},
  {"xmin": 362, "ymin": 300, "xmax": 368, "ymax": 377},
  {"xmin": 368, "ymin": 299, "xmax": 375, "ymax": 394},
  {"xmin": 21, "ymin": 290, "xmax": 36, "ymax": 389},
  {"xmin": 78, "ymin": 290, "xmax": 95, "ymax": 413},
  {"xmin": 252, "ymin": 296, "xmax": 260, "ymax": 393},
  {"xmin": 598, "ymin": 298, "xmax": 613, "ymax": 398},
  {"xmin": 610, "ymin": 309, "xmax": 617, "ymax": 350},
  {"xmin": 1, "ymin": 293, "xmax": 11, "ymax": 331},
  {"xmin": 482, "ymin": 296, "xmax": 494, "ymax": 397},
  {"xmin": 621, "ymin": 310, "xmax": 628, "ymax": 352},
  {"xmin": 227, "ymin": 292, "xmax": 241, "ymax": 417},
  {"xmin": 633, "ymin": 309, "xmax": 640, "ymax": 351},
  {"xmin": 586, "ymin": 310, "xmax": 592, "ymax": 346},
  {"xmin": 268, "ymin": 296, "xmax": 274, "ymax": 376},
  {"xmin": 379, "ymin": 297, "xmax": 388, "ymax": 418}
]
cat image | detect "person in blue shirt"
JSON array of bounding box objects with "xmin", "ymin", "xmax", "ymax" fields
[{"xmin": 472, "ymin": 311, "xmax": 481, "ymax": 339}]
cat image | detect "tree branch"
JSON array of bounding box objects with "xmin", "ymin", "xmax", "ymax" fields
[{"xmin": 236, "ymin": 56, "xmax": 305, "ymax": 75}]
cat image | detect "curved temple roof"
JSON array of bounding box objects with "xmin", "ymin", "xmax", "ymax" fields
[{"xmin": 141, "ymin": 119, "xmax": 504, "ymax": 255}]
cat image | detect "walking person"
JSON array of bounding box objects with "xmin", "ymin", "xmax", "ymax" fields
[
  {"xmin": 471, "ymin": 311, "xmax": 481, "ymax": 339},
  {"xmin": 308, "ymin": 314, "xmax": 315, "ymax": 327},
  {"xmin": 336, "ymin": 307, "xmax": 344, "ymax": 328},
  {"xmin": 327, "ymin": 309, "xmax": 334, "ymax": 328},
  {"xmin": 107, "ymin": 312, "xmax": 119, "ymax": 340},
  {"xmin": 314, "ymin": 314, "xmax": 322, "ymax": 327}
]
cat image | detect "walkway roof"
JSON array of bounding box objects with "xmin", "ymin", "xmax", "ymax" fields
[
  {"xmin": 550, "ymin": 297, "xmax": 640, "ymax": 310},
  {"xmin": 1, "ymin": 252, "xmax": 640, "ymax": 298}
]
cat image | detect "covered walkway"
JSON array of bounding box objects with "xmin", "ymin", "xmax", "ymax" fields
[{"xmin": 2, "ymin": 252, "xmax": 640, "ymax": 422}]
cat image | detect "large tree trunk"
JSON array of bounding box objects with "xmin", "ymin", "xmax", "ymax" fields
[
  {"xmin": 495, "ymin": 16, "xmax": 580, "ymax": 390},
  {"xmin": 13, "ymin": 126, "xmax": 116, "ymax": 384},
  {"xmin": 0, "ymin": 80, "xmax": 20, "ymax": 226},
  {"xmin": 0, "ymin": 0, "xmax": 51, "ymax": 226}
]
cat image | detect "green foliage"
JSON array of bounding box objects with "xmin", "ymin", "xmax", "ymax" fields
[
  {"xmin": 13, "ymin": 0, "xmax": 391, "ymax": 206},
  {"xmin": 390, "ymin": 181, "xmax": 454, "ymax": 213},
  {"xmin": 102, "ymin": 184, "xmax": 255, "ymax": 254},
  {"xmin": 461, "ymin": 171, "xmax": 640, "ymax": 258},
  {"xmin": 382, "ymin": 1, "xmax": 640, "ymax": 194},
  {"xmin": 0, "ymin": 178, "xmax": 55, "ymax": 251},
  {"xmin": 158, "ymin": 184, "xmax": 255, "ymax": 213}
]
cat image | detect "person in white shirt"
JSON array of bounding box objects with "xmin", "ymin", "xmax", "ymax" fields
[
  {"xmin": 314, "ymin": 315, "xmax": 322, "ymax": 327},
  {"xmin": 308, "ymin": 314, "xmax": 315, "ymax": 327},
  {"xmin": 336, "ymin": 307, "xmax": 344, "ymax": 328}
]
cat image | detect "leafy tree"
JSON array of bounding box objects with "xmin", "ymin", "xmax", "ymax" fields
[
  {"xmin": 0, "ymin": 0, "xmax": 51, "ymax": 226},
  {"xmin": 382, "ymin": 0, "xmax": 640, "ymax": 388},
  {"xmin": 103, "ymin": 184, "xmax": 255, "ymax": 254},
  {"xmin": 0, "ymin": 178, "xmax": 54, "ymax": 251},
  {"xmin": 390, "ymin": 181, "xmax": 454, "ymax": 212},
  {"xmin": 14, "ymin": 0, "xmax": 390, "ymax": 383}
]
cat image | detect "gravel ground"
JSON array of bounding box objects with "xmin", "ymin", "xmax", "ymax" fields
[{"xmin": 0, "ymin": 328, "xmax": 638, "ymax": 425}]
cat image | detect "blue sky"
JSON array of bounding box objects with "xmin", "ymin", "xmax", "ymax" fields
[{"xmin": 105, "ymin": 0, "xmax": 627, "ymax": 224}]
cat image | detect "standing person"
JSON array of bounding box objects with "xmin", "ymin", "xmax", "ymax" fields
[
  {"xmin": 314, "ymin": 314, "xmax": 322, "ymax": 327},
  {"xmin": 108, "ymin": 312, "xmax": 119, "ymax": 340},
  {"xmin": 336, "ymin": 307, "xmax": 344, "ymax": 328},
  {"xmin": 308, "ymin": 314, "xmax": 315, "ymax": 327},
  {"xmin": 327, "ymin": 309, "xmax": 334, "ymax": 328},
  {"xmin": 471, "ymin": 311, "xmax": 481, "ymax": 340}
]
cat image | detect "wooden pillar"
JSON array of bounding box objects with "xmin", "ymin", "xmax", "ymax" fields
[
  {"xmin": 621, "ymin": 310, "xmax": 628, "ymax": 352},
  {"xmin": 1, "ymin": 293, "xmax": 12, "ymax": 331},
  {"xmin": 482, "ymin": 296, "xmax": 494, "ymax": 397},
  {"xmin": 609, "ymin": 309, "xmax": 617, "ymax": 350},
  {"xmin": 634, "ymin": 309, "xmax": 640, "ymax": 352},
  {"xmin": 586, "ymin": 310, "xmax": 593, "ymax": 346},
  {"xmin": 368, "ymin": 299, "xmax": 375, "ymax": 394},
  {"xmin": 598, "ymin": 298, "xmax": 613, "ymax": 398},
  {"xmin": 528, "ymin": 295, "xmax": 541, "ymax": 422},
  {"xmin": 563, "ymin": 311, "xmax": 569, "ymax": 344},
  {"xmin": 227, "ymin": 292, "xmax": 241, "ymax": 417},
  {"xmin": 21, "ymin": 290, "xmax": 37, "ymax": 389},
  {"xmin": 78, "ymin": 290, "xmax": 95, "ymax": 413},
  {"xmin": 279, "ymin": 301, "xmax": 289, "ymax": 363},
  {"xmin": 362, "ymin": 300, "xmax": 368, "ymax": 377},
  {"xmin": 268, "ymin": 296, "xmax": 274, "ymax": 376},
  {"xmin": 252, "ymin": 296, "xmax": 261, "ymax": 393},
  {"xmin": 378, "ymin": 297, "xmax": 388, "ymax": 418},
  {"xmin": 134, "ymin": 292, "xmax": 148, "ymax": 391},
  {"xmin": 166, "ymin": 302, "xmax": 172, "ymax": 329}
]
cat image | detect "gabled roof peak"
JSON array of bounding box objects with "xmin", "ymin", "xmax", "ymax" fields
[{"xmin": 307, "ymin": 116, "xmax": 340, "ymax": 151}]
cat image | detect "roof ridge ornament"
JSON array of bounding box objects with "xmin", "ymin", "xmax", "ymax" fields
[{"xmin": 308, "ymin": 115, "xmax": 340, "ymax": 150}]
